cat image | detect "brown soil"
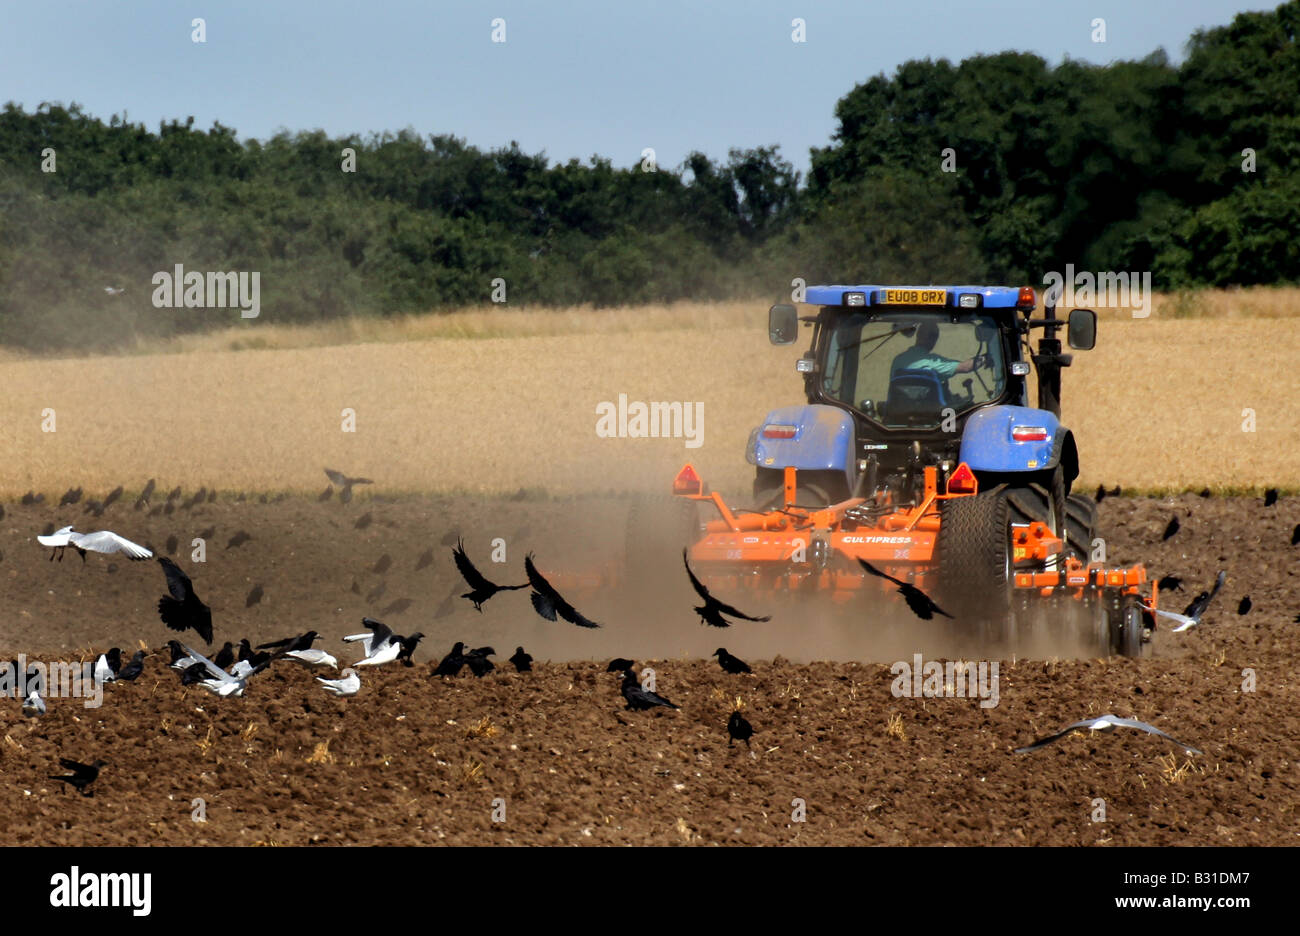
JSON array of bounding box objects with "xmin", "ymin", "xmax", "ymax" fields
[{"xmin": 0, "ymin": 491, "xmax": 1295, "ymax": 845}]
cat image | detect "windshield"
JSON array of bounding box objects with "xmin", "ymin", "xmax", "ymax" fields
[{"xmin": 821, "ymin": 310, "xmax": 1006, "ymax": 428}]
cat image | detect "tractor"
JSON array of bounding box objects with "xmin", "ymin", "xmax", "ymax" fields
[{"xmin": 661, "ymin": 285, "xmax": 1155, "ymax": 656}]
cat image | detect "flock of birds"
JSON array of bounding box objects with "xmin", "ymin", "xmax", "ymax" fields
[{"xmin": 14, "ymin": 473, "xmax": 1287, "ymax": 795}]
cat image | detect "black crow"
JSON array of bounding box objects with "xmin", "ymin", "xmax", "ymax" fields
[
  {"xmin": 1238, "ymin": 596, "xmax": 1252, "ymax": 615},
  {"xmin": 212, "ymin": 642, "xmax": 235, "ymax": 669},
  {"xmin": 165, "ymin": 534, "xmax": 179, "ymax": 554},
  {"xmin": 1162, "ymin": 515, "xmax": 1180, "ymax": 541},
  {"xmin": 166, "ymin": 640, "xmax": 188, "ymax": 667},
  {"xmin": 619, "ymin": 669, "xmax": 678, "ymax": 711},
  {"xmin": 396, "ymin": 632, "xmax": 425, "ymax": 667},
  {"xmin": 606, "ymin": 658, "xmax": 636, "ymax": 673},
  {"xmin": 93, "ymin": 648, "xmax": 122, "ymax": 683},
  {"xmin": 245, "ymin": 584, "xmax": 264, "ymax": 607},
  {"xmin": 1157, "ymin": 574, "xmax": 1183, "ymax": 592},
  {"xmin": 21, "ymin": 491, "xmax": 45, "ymax": 505},
  {"xmin": 525, "ymin": 553, "xmax": 600, "ymax": 628},
  {"xmin": 509, "ymin": 646, "xmax": 533, "ymax": 672},
  {"xmin": 1292, "ymin": 524, "xmax": 1300, "ymax": 547},
  {"xmin": 115, "ymin": 650, "xmax": 145, "ymax": 682},
  {"xmin": 258, "ymin": 630, "xmax": 320, "ymax": 654},
  {"xmin": 101, "ymin": 486, "xmax": 124, "ymax": 511},
  {"xmin": 59, "ymin": 487, "xmax": 83, "ymax": 507},
  {"xmin": 156, "ymin": 557, "xmax": 214, "ymax": 644},
  {"xmin": 465, "ymin": 646, "xmax": 496, "ymax": 677},
  {"xmin": 727, "ymin": 711, "xmax": 754, "ymax": 748},
  {"xmin": 180, "ymin": 661, "xmax": 209, "ymax": 685},
  {"xmin": 324, "ymin": 468, "xmax": 373, "ymax": 504},
  {"xmin": 166, "ymin": 486, "xmax": 182, "ymax": 504},
  {"xmin": 49, "ymin": 758, "xmax": 106, "ymax": 797},
  {"xmin": 452, "ymin": 538, "xmax": 527, "ymax": 611},
  {"xmin": 1094, "ymin": 484, "xmax": 1106, "ymax": 503},
  {"xmin": 1265, "ymin": 488, "xmax": 1279, "ymax": 507},
  {"xmin": 713, "ymin": 647, "xmax": 752, "ymax": 674},
  {"xmin": 237, "ymin": 639, "xmax": 272, "ymax": 668},
  {"xmin": 433, "ymin": 641, "xmax": 468, "ymax": 677},
  {"xmin": 134, "ymin": 478, "xmax": 156, "ymax": 510},
  {"xmin": 1153, "ymin": 570, "xmax": 1227, "ymax": 632},
  {"xmin": 318, "ymin": 485, "xmax": 334, "ymax": 502},
  {"xmin": 859, "ymin": 560, "xmax": 952, "ymax": 620},
  {"xmin": 1199, "ymin": 487, "xmax": 1212, "ymax": 498},
  {"xmin": 683, "ymin": 550, "xmax": 771, "ymax": 628}
]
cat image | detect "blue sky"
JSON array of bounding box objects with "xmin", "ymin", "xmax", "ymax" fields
[{"xmin": 0, "ymin": 0, "xmax": 1273, "ymax": 175}]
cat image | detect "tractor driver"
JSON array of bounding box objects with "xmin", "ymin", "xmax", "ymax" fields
[{"xmin": 889, "ymin": 321, "xmax": 983, "ymax": 379}]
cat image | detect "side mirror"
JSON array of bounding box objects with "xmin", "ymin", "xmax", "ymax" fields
[
  {"xmin": 1067, "ymin": 308, "xmax": 1096, "ymax": 351},
  {"xmin": 768, "ymin": 304, "xmax": 798, "ymax": 345}
]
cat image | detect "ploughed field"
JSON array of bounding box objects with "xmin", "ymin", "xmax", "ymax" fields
[{"xmin": 0, "ymin": 491, "xmax": 1295, "ymax": 845}]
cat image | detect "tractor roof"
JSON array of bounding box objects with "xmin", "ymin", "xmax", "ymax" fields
[{"xmin": 803, "ymin": 285, "xmax": 1028, "ymax": 310}]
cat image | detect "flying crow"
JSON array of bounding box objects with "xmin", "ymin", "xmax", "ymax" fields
[
  {"xmin": 1014, "ymin": 714, "xmax": 1201, "ymax": 755},
  {"xmin": 683, "ymin": 550, "xmax": 771, "ymax": 628},
  {"xmin": 859, "ymin": 560, "xmax": 952, "ymax": 620},
  {"xmin": 395, "ymin": 632, "xmax": 424, "ymax": 667},
  {"xmin": 452, "ymin": 538, "xmax": 528, "ymax": 611},
  {"xmin": 156, "ymin": 557, "xmax": 214, "ymax": 644},
  {"xmin": 525, "ymin": 553, "xmax": 600, "ymax": 628},
  {"xmin": 1152, "ymin": 570, "xmax": 1226, "ymax": 632}
]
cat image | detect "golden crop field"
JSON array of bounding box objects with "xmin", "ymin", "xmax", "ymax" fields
[{"xmin": 1, "ymin": 293, "xmax": 1297, "ymax": 498}]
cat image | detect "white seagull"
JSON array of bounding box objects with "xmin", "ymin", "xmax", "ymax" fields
[
  {"xmin": 1014, "ymin": 714, "xmax": 1202, "ymax": 755},
  {"xmin": 37, "ymin": 526, "xmax": 153, "ymax": 563},
  {"xmin": 1152, "ymin": 570, "xmax": 1227, "ymax": 633},
  {"xmin": 316, "ymin": 668, "xmax": 361, "ymax": 697},
  {"xmin": 344, "ymin": 617, "xmax": 402, "ymax": 667},
  {"xmin": 179, "ymin": 643, "xmax": 269, "ymax": 697},
  {"xmin": 22, "ymin": 688, "xmax": 46, "ymax": 717},
  {"xmin": 282, "ymin": 648, "xmax": 338, "ymax": 669}
]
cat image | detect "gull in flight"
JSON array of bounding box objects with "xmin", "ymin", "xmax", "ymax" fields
[
  {"xmin": 282, "ymin": 648, "xmax": 338, "ymax": 669},
  {"xmin": 344, "ymin": 617, "xmax": 404, "ymax": 667},
  {"xmin": 1152, "ymin": 570, "xmax": 1226, "ymax": 632},
  {"xmin": 177, "ymin": 643, "xmax": 270, "ymax": 697},
  {"xmin": 317, "ymin": 668, "xmax": 361, "ymax": 697},
  {"xmin": 1014, "ymin": 714, "xmax": 1202, "ymax": 755},
  {"xmin": 37, "ymin": 526, "xmax": 153, "ymax": 562}
]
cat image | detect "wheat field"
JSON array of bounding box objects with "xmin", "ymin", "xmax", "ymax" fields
[{"xmin": 1, "ymin": 295, "xmax": 1297, "ymax": 497}]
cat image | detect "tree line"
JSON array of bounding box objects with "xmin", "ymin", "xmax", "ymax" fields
[{"xmin": 0, "ymin": 0, "xmax": 1296, "ymax": 351}]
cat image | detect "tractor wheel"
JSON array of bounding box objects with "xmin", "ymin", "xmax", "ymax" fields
[
  {"xmin": 1113, "ymin": 598, "xmax": 1149, "ymax": 658},
  {"xmin": 752, "ymin": 468, "xmax": 848, "ymax": 510},
  {"xmin": 1063, "ymin": 493, "xmax": 1097, "ymax": 562},
  {"xmin": 625, "ymin": 495, "xmax": 700, "ymax": 591},
  {"xmin": 937, "ymin": 489, "xmax": 1013, "ymax": 621}
]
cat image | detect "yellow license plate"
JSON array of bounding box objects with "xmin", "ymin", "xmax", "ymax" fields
[{"xmin": 881, "ymin": 288, "xmax": 947, "ymax": 305}]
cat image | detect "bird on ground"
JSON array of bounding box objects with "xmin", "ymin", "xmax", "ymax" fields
[
  {"xmin": 324, "ymin": 468, "xmax": 373, "ymax": 504},
  {"xmin": 1292, "ymin": 524, "xmax": 1300, "ymax": 546},
  {"xmin": 59, "ymin": 487, "xmax": 83, "ymax": 507},
  {"xmin": 21, "ymin": 491, "xmax": 45, "ymax": 505},
  {"xmin": 432, "ymin": 642, "xmax": 468, "ymax": 677},
  {"xmin": 1152, "ymin": 570, "xmax": 1227, "ymax": 632},
  {"xmin": 525, "ymin": 553, "xmax": 600, "ymax": 628},
  {"xmin": 452, "ymin": 538, "xmax": 528, "ymax": 611},
  {"xmin": 93, "ymin": 648, "xmax": 122, "ymax": 684},
  {"xmin": 115, "ymin": 650, "xmax": 145, "ymax": 682},
  {"xmin": 212, "ymin": 642, "xmax": 235, "ymax": 670},
  {"xmin": 683, "ymin": 550, "xmax": 771, "ymax": 628},
  {"xmin": 317, "ymin": 668, "xmax": 361, "ymax": 697},
  {"xmin": 237, "ymin": 639, "xmax": 272, "ymax": 668},
  {"xmin": 465, "ymin": 646, "xmax": 496, "ymax": 677},
  {"xmin": 133, "ymin": 479, "xmax": 156, "ymax": 511},
  {"xmin": 282, "ymin": 648, "xmax": 339, "ymax": 669},
  {"xmin": 179, "ymin": 661, "xmax": 208, "ymax": 686},
  {"xmin": 713, "ymin": 648, "xmax": 752, "ymax": 674},
  {"xmin": 1238, "ymin": 596, "xmax": 1252, "ymax": 615},
  {"xmin": 1162, "ymin": 515, "xmax": 1180, "ymax": 541},
  {"xmin": 395, "ymin": 633, "xmax": 424, "ymax": 667},
  {"xmin": 156, "ymin": 557, "xmax": 214, "ymax": 644},
  {"xmin": 100, "ymin": 486, "xmax": 124, "ymax": 511},
  {"xmin": 37, "ymin": 526, "xmax": 153, "ymax": 562},
  {"xmin": 245, "ymin": 584, "xmax": 264, "ymax": 608},
  {"xmin": 1013, "ymin": 714, "xmax": 1201, "ymax": 755},
  {"xmin": 1157, "ymin": 574, "xmax": 1183, "ymax": 592},
  {"xmin": 727, "ymin": 710, "xmax": 753, "ymax": 748},
  {"xmin": 509, "ymin": 647, "xmax": 533, "ymax": 672},
  {"xmin": 257, "ymin": 631, "xmax": 320, "ymax": 655},
  {"xmin": 22, "ymin": 689, "xmax": 46, "ymax": 717},
  {"xmin": 1265, "ymin": 488, "xmax": 1279, "ymax": 507},
  {"xmin": 177, "ymin": 643, "xmax": 270, "ymax": 697},
  {"xmin": 166, "ymin": 640, "xmax": 190, "ymax": 670},
  {"xmin": 859, "ymin": 560, "xmax": 952, "ymax": 620},
  {"xmin": 606, "ymin": 658, "xmax": 635, "ymax": 673},
  {"xmin": 619, "ymin": 669, "xmax": 679, "ymax": 711},
  {"xmin": 49, "ymin": 758, "xmax": 107, "ymax": 796}
]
